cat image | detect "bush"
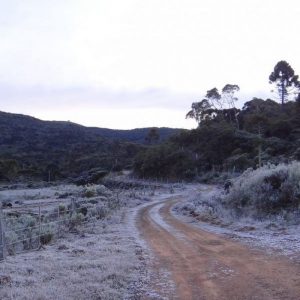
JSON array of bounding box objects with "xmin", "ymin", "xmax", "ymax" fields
[
  {"xmin": 83, "ymin": 189, "xmax": 96, "ymax": 198},
  {"xmin": 68, "ymin": 213, "xmax": 85, "ymax": 231},
  {"xmin": 40, "ymin": 230, "xmax": 54, "ymax": 245},
  {"xmin": 79, "ymin": 206, "xmax": 88, "ymax": 216},
  {"xmin": 58, "ymin": 203, "xmax": 66, "ymax": 214},
  {"xmin": 224, "ymin": 162, "xmax": 300, "ymax": 218}
]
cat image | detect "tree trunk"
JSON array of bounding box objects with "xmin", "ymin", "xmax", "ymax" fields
[{"xmin": 281, "ymin": 80, "xmax": 285, "ymax": 106}]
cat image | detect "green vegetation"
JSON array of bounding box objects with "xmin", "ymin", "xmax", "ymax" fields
[
  {"xmin": 134, "ymin": 61, "xmax": 300, "ymax": 180},
  {"xmin": 0, "ymin": 112, "xmax": 179, "ymax": 182},
  {"xmin": 269, "ymin": 60, "xmax": 300, "ymax": 105}
]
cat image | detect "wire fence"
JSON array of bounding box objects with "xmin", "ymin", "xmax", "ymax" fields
[
  {"xmin": 0, "ymin": 198, "xmax": 100, "ymax": 261},
  {"xmin": 0, "ymin": 180, "xmax": 186, "ymax": 261}
]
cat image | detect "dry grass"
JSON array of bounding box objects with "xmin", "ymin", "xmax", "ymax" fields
[
  {"xmin": 0, "ymin": 181, "xmax": 180, "ymax": 299},
  {"xmin": 0, "ymin": 210, "xmax": 147, "ymax": 300}
]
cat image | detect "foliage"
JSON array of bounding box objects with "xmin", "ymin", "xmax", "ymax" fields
[
  {"xmin": 0, "ymin": 111, "xmax": 179, "ymax": 182},
  {"xmin": 135, "ymin": 97, "xmax": 300, "ymax": 180},
  {"xmin": 145, "ymin": 128, "xmax": 160, "ymax": 144},
  {"xmin": 223, "ymin": 162, "xmax": 300, "ymax": 218},
  {"xmin": 40, "ymin": 226, "xmax": 55, "ymax": 245},
  {"xmin": 186, "ymin": 83, "xmax": 240, "ymax": 128},
  {"xmin": 269, "ymin": 60, "xmax": 300, "ymax": 105},
  {"xmin": 134, "ymin": 144, "xmax": 195, "ymax": 180},
  {"xmin": 68, "ymin": 213, "xmax": 85, "ymax": 231}
]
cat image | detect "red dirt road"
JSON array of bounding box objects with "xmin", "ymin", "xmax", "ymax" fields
[{"xmin": 137, "ymin": 195, "xmax": 300, "ymax": 300}]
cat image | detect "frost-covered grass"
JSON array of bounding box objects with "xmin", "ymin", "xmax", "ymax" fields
[
  {"xmin": 0, "ymin": 211, "xmax": 147, "ymax": 300},
  {"xmin": 0, "ymin": 184, "xmax": 123, "ymax": 256},
  {"xmin": 174, "ymin": 185, "xmax": 231, "ymax": 227},
  {"xmin": 0, "ymin": 181, "xmax": 158, "ymax": 300},
  {"xmin": 0, "ymin": 184, "xmax": 113, "ymax": 205}
]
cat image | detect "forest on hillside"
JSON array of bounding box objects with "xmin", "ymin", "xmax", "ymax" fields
[
  {"xmin": 0, "ymin": 112, "xmax": 178, "ymax": 183},
  {"xmin": 134, "ymin": 61, "xmax": 300, "ymax": 180}
]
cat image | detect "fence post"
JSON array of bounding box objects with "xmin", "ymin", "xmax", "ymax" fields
[
  {"xmin": 71, "ymin": 198, "xmax": 75, "ymax": 215},
  {"xmin": 38, "ymin": 205, "xmax": 41, "ymax": 249},
  {"xmin": 57, "ymin": 204, "xmax": 60, "ymax": 238},
  {"xmin": 0, "ymin": 204, "xmax": 6, "ymax": 260}
]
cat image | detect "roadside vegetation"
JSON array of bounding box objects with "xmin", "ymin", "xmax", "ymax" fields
[{"xmin": 176, "ymin": 162, "xmax": 300, "ymax": 225}]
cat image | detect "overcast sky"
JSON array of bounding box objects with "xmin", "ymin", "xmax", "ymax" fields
[{"xmin": 1, "ymin": 0, "xmax": 300, "ymax": 129}]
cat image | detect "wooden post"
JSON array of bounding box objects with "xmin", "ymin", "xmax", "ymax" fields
[
  {"xmin": 0, "ymin": 204, "xmax": 6, "ymax": 260},
  {"xmin": 57, "ymin": 204, "xmax": 60, "ymax": 238},
  {"xmin": 71, "ymin": 198, "xmax": 76, "ymax": 216},
  {"xmin": 38, "ymin": 205, "xmax": 41, "ymax": 249}
]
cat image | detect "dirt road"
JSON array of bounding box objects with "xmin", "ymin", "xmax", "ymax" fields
[{"xmin": 137, "ymin": 194, "xmax": 300, "ymax": 300}]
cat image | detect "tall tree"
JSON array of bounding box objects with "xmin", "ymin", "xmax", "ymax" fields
[
  {"xmin": 206, "ymin": 88, "xmax": 223, "ymax": 109},
  {"xmin": 186, "ymin": 84, "xmax": 240, "ymax": 128},
  {"xmin": 145, "ymin": 128, "xmax": 160, "ymax": 144},
  {"xmin": 269, "ymin": 60, "xmax": 299, "ymax": 105},
  {"xmin": 222, "ymin": 84, "xmax": 240, "ymax": 129},
  {"xmin": 186, "ymin": 99, "xmax": 213, "ymax": 125}
]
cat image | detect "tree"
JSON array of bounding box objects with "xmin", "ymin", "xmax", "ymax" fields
[
  {"xmin": 206, "ymin": 88, "xmax": 222, "ymax": 109},
  {"xmin": 145, "ymin": 128, "xmax": 160, "ymax": 145},
  {"xmin": 222, "ymin": 84, "xmax": 240, "ymax": 128},
  {"xmin": 269, "ymin": 60, "xmax": 300, "ymax": 105},
  {"xmin": 186, "ymin": 84, "xmax": 240, "ymax": 128},
  {"xmin": 0, "ymin": 159, "xmax": 19, "ymax": 181},
  {"xmin": 186, "ymin": 99, "xmax": 214, "ymax": 125}
]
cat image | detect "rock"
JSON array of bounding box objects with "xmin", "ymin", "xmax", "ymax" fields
[
  {"xmin": 236, "ymin": 226, "xmax": 256, "ymax": 232},
  {"xmin": 58, "ymin": 244, "xmax": 69, "ymax": 251},
  {"xmin": 72, "ymin": 249, "xmax": 85, "ymax": 255}
]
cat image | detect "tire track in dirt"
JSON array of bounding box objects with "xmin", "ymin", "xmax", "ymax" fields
[{"xmin": 137, "ymin": 195, "xmax": 300, "ymax": 300}]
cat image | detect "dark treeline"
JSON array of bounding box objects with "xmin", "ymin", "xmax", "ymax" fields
[
  {"xmin": 134, "ymin": 61, "xmax": 300, "ymax": 180},
  {"xmin": 0, "ymin": 112, "xmax": 179, "ymax": 183}
]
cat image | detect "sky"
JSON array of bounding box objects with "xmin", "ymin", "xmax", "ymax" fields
[{"xmin": 1, "ymin": 0, "xmax": 300, "ymax": 129}]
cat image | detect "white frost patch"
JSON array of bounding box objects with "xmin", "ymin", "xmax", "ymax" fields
[{"xmin": 149, "ymin": 203, "xmax": 186, "ymax": 241}]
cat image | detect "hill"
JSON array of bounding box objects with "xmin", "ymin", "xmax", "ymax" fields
[{"xmin": 0, "ymin": 111, "xmax": 181, "ymax": 182}]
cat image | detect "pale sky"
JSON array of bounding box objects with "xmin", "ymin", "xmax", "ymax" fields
[{"xmin": 1, "ymin": 0, "xmax": 300, "ymax": 129}]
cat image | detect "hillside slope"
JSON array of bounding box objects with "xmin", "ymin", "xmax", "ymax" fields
[{"xmin": 0, "ymin": 111, "xmax": 181, "ymax": 182}]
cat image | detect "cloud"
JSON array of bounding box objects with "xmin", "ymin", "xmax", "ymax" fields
[
  {"xmin": 0, "ymin": 83, "xmax": 197, "ymax": 111},
  {"xmin": 0, "ymin": 81, "xmax": 276, "ymax": 129}
]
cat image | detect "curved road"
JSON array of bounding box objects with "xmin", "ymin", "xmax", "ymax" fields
[{"xmin": 137, "ymin": 194, "xmax": 300, "ymax": 300}]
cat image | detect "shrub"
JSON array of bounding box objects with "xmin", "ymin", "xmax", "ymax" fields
[
  {"xmin": 58, "ymin": 203, "xmax": 66, "ymax": 214},
  {"xmin": 96, "ymin": 205, "xmax": 109, "ymax": 219},
  {"xmin": 68, "ymin": 213, "xmax": 85, "ymax": 231},
  {"xmin": 79, "ymin": 206, "xmax": 88, "ymax": 216},
  {"xmin": 83, "ymin": 189, "xmax": 96, "ymax": 198},
  {"xmin": 74, "ymin": 212, "xmax": 85, "ymax": 224},
  {"xmin": 40, "ymin": 228, "xmax": 54, "ymax": 245},
  {"xmin": 224, "ymin": 162, "xmax": 300, "ymax": 218}
]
